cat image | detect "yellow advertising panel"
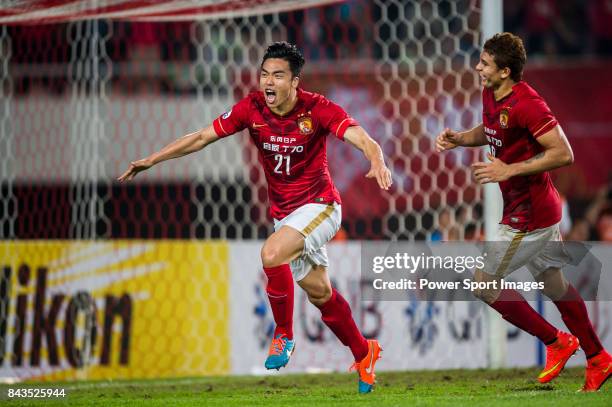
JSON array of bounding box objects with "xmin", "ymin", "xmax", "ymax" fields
[{"xmin": 0, "ymin": 240, "xmax": 230, "ymax": 381}]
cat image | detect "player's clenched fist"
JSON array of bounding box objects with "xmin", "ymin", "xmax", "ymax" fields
[
  {"xmin": 435, "ymin": 128, "xmax": 462, "ymax": 152},
  {"xmin": 117, "ymin": 158, "xmax": 153, "ymax": 182}
]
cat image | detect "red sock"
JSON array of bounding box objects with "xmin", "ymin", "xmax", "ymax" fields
[
  {"xmin": 264, "ymin": 265, "xmax": 294, "ymax": 340},
  {"xmin": 489, "ymin": 289, "xmax": 557, "ymax": 344},
  {"xmin": 317, "ymin": 288, "xmax": 368, "ymax": 361},
  {"xmin": 554, "ymin": 284, "xmax": 603, "ymax": 358}
]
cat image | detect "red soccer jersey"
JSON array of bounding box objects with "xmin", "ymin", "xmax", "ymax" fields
[
  {"xmin": 213, "ymin": 88, "xmax": 357, "ymax": 220},
  {"xmin": 482, "ymin": 81, "xmax": 562, "ymax": 231}
]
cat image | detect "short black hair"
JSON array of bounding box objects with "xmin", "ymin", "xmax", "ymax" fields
[
  {"xmin": 483, "ymin": 32, "xmax": 527, "ymax": 82},
  {"xmin": 262, "ymin": 42, "xmax": 305, "ymax": 78}
]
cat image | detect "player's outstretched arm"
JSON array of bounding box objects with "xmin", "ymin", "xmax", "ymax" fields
[
  {"xmin": 472, "ymin": 125, "xmax": 573, "ymax": 184},
  {"xmin": 435, "ymin": 124, "xmax": 487, "ymax": 152},
  {"xmin": 117, "ymin": 125, "xmax": 220, "ymax": 182},
  {"xmin": 343, "ymin": 126, "xmax": 392, "ymax": 190}
]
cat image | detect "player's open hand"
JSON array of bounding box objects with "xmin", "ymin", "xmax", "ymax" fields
[
  {"xmin": 117, "ymin": 158, "xmax": 154, "ymax": 182},
  {"xmin": 435, "ymin": 128, "xmax": 461, "ymax": 152},
  {"xmin": 471, "ymin": 153, "xmax": 513, "ymax": 184},
  {"xmin": 366, "ymin": 162, "xmax": 392, "ymax": 190}
]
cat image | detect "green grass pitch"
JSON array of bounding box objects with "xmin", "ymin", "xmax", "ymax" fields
[{"xmin": 1, "ymin": 367, "xmax": 610, "ymax": 406}]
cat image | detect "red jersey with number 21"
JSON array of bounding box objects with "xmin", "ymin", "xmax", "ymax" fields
[
  {"xmin": 482, "ymin": 81, "xmax": 562, "ymax": 232},
  {"xmin": 213, "ymin": 88, "xmax": 357, "ymax": 220}
]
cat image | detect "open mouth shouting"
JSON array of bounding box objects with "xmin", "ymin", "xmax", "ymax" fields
[{"xmin": 265, "ymin": 89, "xmax": 277, "ymax": 104}]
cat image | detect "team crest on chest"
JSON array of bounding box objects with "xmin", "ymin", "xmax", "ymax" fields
[
  {"xmin": 297, "ymin": 112, "xmax": 313, "ymax": 135},
  {"xmin": 499, "ymin": 107, "xmax": 510, "ymax": 129}
]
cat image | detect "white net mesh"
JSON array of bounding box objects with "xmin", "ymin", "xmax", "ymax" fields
[{"xmin": 1, "ymin": 0, "xmax": 483, "ymax": 242}]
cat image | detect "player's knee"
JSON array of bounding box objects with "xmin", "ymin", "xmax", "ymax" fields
[
  {"xmin": 472, "ymin": 286, "xmax": 485, "ymax": 301},
  {"xmin": 536, "ymin": 268, "xmax": 567, "ymax": 300},
  {"xmin": 541, "ymin": 287, "xmax": 559, "ymax": 301},
  {"xmin": 305, "ymin": 280, "xmax": 332, "ymax": 306},
  {"xmin": 541, "ymin": 278, "xmax": 568, "ymax": 301},
  {"xmin": 472, "ymin": 270, "xmax": 501, "ymax": 303},
  {"xmin": 473, "ymin": 286, "xmax": 499, "ymax": 304},
  {"xmin": 261, "ymin": 244, "xmax": 283, "ymax": 267}
]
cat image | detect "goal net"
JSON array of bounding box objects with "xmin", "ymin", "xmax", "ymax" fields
[{"xmin": 0, "ymin": 0, "xmax": 484, "ymax": 242}]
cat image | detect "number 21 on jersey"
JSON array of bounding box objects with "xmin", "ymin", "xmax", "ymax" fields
[{"xmin": 274, "ymin": 154, "xmax": 290, "ymax": 175}]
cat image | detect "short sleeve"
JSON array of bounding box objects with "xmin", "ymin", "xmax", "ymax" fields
[
  {"xmin": 213, "ymin": 96, "xmax": 250, "ymax": 137},
  {"xmin": 516, "ymin": 96, "xmax": 558, "ymax": 138},
  {"xmin": 314, "ymin": 97, "xmax": 358, "ymax": 140}
]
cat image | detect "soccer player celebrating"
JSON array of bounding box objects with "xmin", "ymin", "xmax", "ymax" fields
[
  {"xmin": 118, "ymin": 42, "xmax": 390, "ymax": 393},
  {"xmin": 436, "ymin": 32, "xmax": 611, "ymax": 392}
]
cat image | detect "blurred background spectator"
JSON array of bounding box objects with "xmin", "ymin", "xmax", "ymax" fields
[{"xmin": 504, "ymin": 0, "xmax": 612, "ymax": 58}]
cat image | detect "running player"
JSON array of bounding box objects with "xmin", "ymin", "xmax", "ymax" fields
[
  {"xmin": 436, "ymin": 32, "xmax": 610, "ymax": 392},
  {"xmin": 118, "ymin": 42, "xmax": 391, "ymax": 393}
]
